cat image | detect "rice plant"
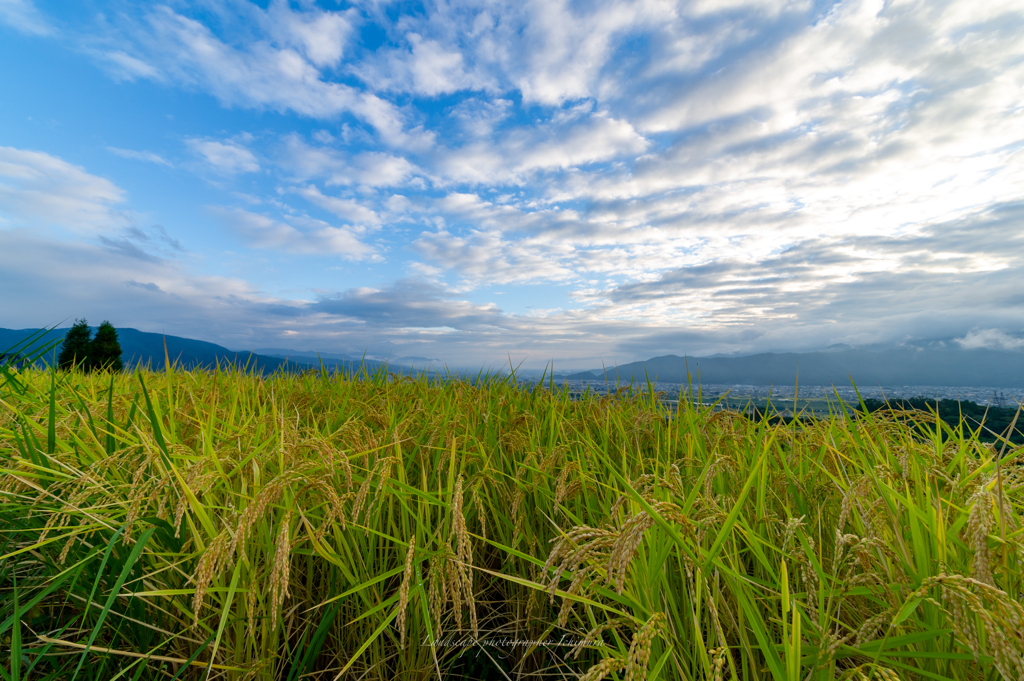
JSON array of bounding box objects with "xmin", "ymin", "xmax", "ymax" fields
[{"xmin": 1, "ymin": 363, "xmax": 1022, "ymax": 679}]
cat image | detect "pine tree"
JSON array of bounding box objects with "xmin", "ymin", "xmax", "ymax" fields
[
  {"xmin": 90, "ymin": 321, "xmax": 124, "ymax": 372},
  {"xmin": 58, "ymin": 319, "xmax": 92, "ymax": 371}
]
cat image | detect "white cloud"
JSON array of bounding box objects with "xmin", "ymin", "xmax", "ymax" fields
[
  {"xmin": 187, "ymin": 138, "xmax": 259, "ymax": 174},
  {"xmin": 278, "ymin": 135, "xmax": 419, "ymax": 187},
  {"xmin": 686, "ymin": 0, "xmax": 811, "ymax": 18},
  {"xmin": 955, "ymin": 329, "xmax": 1024, "ymax": 351},
  {"xmin": 405, "ymin": 33, "xmax": 476, "ymax": 95},
  {"xmin": 413, "ymin": 226, "xmax": 577, "ymax": 284},
  {"xmin": 100, "ymin": 6, "xmax": 424, "ymax": 148},
  {"xmin": 212, "ymin": 206, "xmax": 375, "ymax": 259},
  {"xmin": 516, "ymin": 111, "xmax": 649, "ymax": 171},
  {"xmin": 509, "ymin": 0, "xmax": 669, "ymax": 105},
  {"xmin": 0, "ymin": 146, "xmax": 127, "ymax": 234},
  {"xmin": 94, "ymin": 50, "xmax": 161, "ymax": 81},
  {"xmin": 264, "ymin": 1, "xmax": 357, "ymax": 68},
  {"xmin": 108, "ymin": 147, "xmax": 172, "ymax": 166},
  {"xmin": 294, "ymin": 186, "xmax": 381, "ymax": 227},
  {"xmin": 352, "ymin": 31, "xmax": 493, "ymax": 96},
  {"xmin": 636, "ymin": 0, "xmax": 884, "ymax": 134},
  {"xmin": 436, "ymin": 110, "xmax": 649, "ymax": 184},
  {"xmin": 448, "ymin": 97, "xmax": 513, "ymax": 138},
  {"xmin": 350, "ymin": 152, "xmax": 420, "ymax": 188},
  {"xmin": 349, "ymin": 0, "xmax": 673, "ymax": 106},
  {"xmin": 0, "ymin": 0, "xmax": 51, "ymax": 35}
]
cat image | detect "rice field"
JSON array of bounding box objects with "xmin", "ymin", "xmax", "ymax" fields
[{"xmin": 1, "ymin": 365, "xmax": 1023, "ymax": 680}]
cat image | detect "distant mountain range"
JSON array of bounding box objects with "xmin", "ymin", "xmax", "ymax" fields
[
  {"xmin": 0, "ymin": 327, "xmax": 389, "ymax": 375},
  {"xmin": 6, "ymin": 326, "xmax": 1024, "ymax": 387},
  {"xmin": 252, "ymin": 347, "xmax": 437, "ymax": 367},
  {"xmin": 566, "ymin": 349, "xmax": 1024, "ymax": 387}
]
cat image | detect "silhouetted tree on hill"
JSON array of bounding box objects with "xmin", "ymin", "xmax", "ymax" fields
[
  {"xmin": 57, "ymin": 319, "xmax": 92, "ymax": 371},
  {"xmin": 56, "ymin": 319, "xmax": 124, "ymax": 372},
  {"xmin": 90, "ymin": 321, "xmax": 123, "ymax": 372}
]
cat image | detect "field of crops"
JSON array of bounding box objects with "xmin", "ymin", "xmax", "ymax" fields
[{"xmin": 1, "ymin": 366, "xmax": 1023, "ymax": 680}]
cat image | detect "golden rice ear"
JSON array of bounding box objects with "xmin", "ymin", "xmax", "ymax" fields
[
  {"xmin": 397, "ymin": 534, "xmax": 416, "ymax": 649},
  {"xmin": 966, "ymin": 487, "xmax": 996, "ymax": 586},
  {"xmin": 607, "ymin": 511, "xmax": 656, "ymax": 595},
  {"xmin": 448, "ymin": 474, "xmax": 479, "ymax": 637},
  {"xmin": 625, "ymin": 612, "xmax": 667, "ymax": 681},
  {"xmin": 471, "ymin": 483, "xmax": 487, "ymax": 541},
  {"xmin": 268, "ymin": 510, "xmax": 293, "ymax": 632},
  {"xmin": 192, "ymin": 530, "xmax": 232, "ymax": 627},
  {"xmin": 428, "ymin": 551, "xmax": 448, "ymax": 640},
  {"xmin": 578, "ymin": 656, "xmax": 626, "ymax": 681}
]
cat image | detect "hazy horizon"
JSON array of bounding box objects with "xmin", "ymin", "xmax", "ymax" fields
[
  {"xmin": 8, "ymin": 324, "xmax": 1024, "ymax": 383},
  {"xmin": 2, "ymin": 0, "xmax": 1023, "ymax": 369}
]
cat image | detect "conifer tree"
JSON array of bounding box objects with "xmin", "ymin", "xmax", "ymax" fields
[
  {"xmin": 57, "ymin": 319, "xmax": 92, "ymax": 371},
  {"xmin": 90, "ymin": 321, "xmax": 124, "ymax": 372}
]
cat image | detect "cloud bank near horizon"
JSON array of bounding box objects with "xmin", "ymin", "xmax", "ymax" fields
[{"xmin": 1, "ymin": 0, "xmax": 1022, "ymax": 367}]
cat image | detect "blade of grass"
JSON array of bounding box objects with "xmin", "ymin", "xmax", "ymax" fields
[
  {"xmin": 203, "ymin": 558, "xmax": 242, "ymax": 679},
  {"xmin": 71, "ymin": 527, "xmax": 155, "ymax": 680},
  {"xmin": 333, "ymin": 604, "xmax": 399, "ymax": 680}
]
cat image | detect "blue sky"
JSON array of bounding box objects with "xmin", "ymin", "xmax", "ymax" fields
[{"xmin": 1, "ymin": 0, "xmax": 1023, "ymax": 368}]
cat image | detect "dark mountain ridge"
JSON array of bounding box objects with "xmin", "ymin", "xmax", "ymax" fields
[
  {"xmin": 0, "ymin": 327, "xmax": 386, "ymax": 375},
  {"xmin": 568, "ymin": 348, "xmax": 1024, "ymax": 387}
]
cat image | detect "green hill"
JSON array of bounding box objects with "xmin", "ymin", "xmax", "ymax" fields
[{"xmin": 0, "ymin": 327, "xmax": 385, "ymax": 375}]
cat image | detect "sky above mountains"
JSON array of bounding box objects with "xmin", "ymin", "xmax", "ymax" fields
[{"xmin": 1, "ymin": 0, "xmax": 1022, "ymax": 368}]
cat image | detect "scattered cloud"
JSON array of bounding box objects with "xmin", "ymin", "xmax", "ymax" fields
[
  {"xmin": 955, "ymin": 329, "xmax": 1024, "ymax": 351},
  {"xmin": 0, "ymin": 0, "xmax": 51, "ymax": 36},
  {"xmin": 97, "ymin": 225, "xmax": 184, "ymax": 262},
  {"xmin": 349, "ymin": 0, "xmax": 670, "ymax": 106},
  {"xmin": 448, "ymin": 97, "xmax": 513, "ymax": 138},
  {"xmin": 264, "ymin": 2, "xmax": 357, "ymax": 69},
  {"xmin": 294, "ymin": 186, "xmax": 380, "ymax": 227},
  {"xmin": 212, "ymin": 206, "xmax": 375, "ymax": 259},
  {"xmin": 435, "ymin": 108, "xmax": 650, "ymax": 185},
  {"xmin": 353, "ymin": 31, "xmax": 492, "ymax": 97},
  {"xmin": 187, "ymin": 138, "xmax": 259, "ymax": 174},
  {"xmin": 108, "ymin": 147, "xmax": 172, "ymax": 166},
  {"xmin": 92, "ymin": 5, "xmax": 425, "ymax": 147},
  {"xmin": 310, "ymin": 280, "xmax": 505, "ymax": 329},
  {"xmin": 0, "ymin": 146, "xmax": 127, "ymax": 234},
  {"xmin": 126, "ymin": 280, "xmax": 163, "ymax": 293},
  {"xmin": 278, "ymin": 135, "xmax": 419, "ymax": 187},
  {"xmin": 93, "ymin": 49, "xmax": 161, "ymax": 81},
  {"xmin": 98, "ymin": 235, "xmax": 162, "ymax": 263},
  {"xmin": 413, "ymin": 227, "xmax": 577, "ymax": 285}
]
